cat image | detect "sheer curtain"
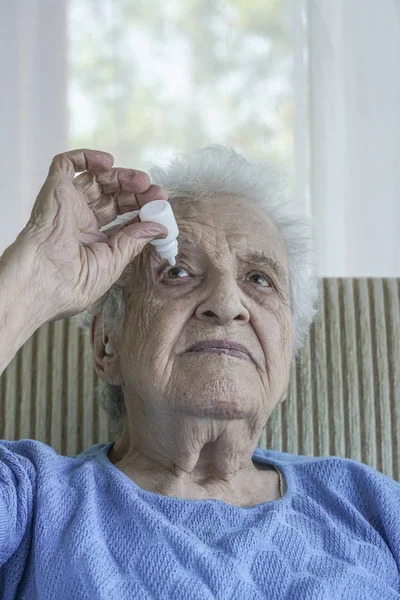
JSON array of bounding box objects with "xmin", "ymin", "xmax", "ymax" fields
[
  {"xmin": 67, "ymin": 0, "xmax": 296, "ymax": 190},
  {"xmin": 0, "ymin": 0, "xmax": 68, "ymax": 254},
  {"xmin": 0, "ymin": 0, "xmax": 399, "ymax": 276},
  {"xmin": 307, "ymin": 0, "xmax": 400, "ymax": 276}
]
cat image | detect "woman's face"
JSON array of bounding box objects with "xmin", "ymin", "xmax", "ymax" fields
[{"xmin": 111, "ymin": 194, "xmax": 292, "ymax": 429}]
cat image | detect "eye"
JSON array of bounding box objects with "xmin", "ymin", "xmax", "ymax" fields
[
  {"xmin": 247, "ymin": 272, "xmax": 272, "ymax": 288},
  {"xmin": 162, "ymin": 265, "xmax": 190, "ymax": 280}
]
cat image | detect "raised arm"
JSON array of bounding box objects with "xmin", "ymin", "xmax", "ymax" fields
[{"xmin": 0, "ymin": 148, "xmax": 169, "ymax": 377}]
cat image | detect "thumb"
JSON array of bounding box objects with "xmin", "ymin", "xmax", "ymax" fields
[{"xmin": 108, "ymin": 222, "xmax": 168, "ymax": 270}]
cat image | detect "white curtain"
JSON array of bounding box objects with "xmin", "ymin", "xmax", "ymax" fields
[
  {"xmin": 0, "ymin": 0, "xmax": 399, "ymax": 276},
  {"xmin": 0, "ymin": 0, "xmax": 68, "ymax": 253},
  {"xmin": 306, "ymin": 0, "xmax": 400, "ymax": 276}
]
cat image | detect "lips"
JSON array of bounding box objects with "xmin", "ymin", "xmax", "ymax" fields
[{"xmin": 186, "ymin": 339, "xmax": 254, "ymax": 363}]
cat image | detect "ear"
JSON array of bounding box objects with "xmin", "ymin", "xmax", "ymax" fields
[{"xmin": 91, "ymin": 313, "xmax": 124, "ymax": 386}]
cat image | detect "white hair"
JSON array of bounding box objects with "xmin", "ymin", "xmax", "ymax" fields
[{"xmin": 78, "ymin": 145, "xmax": 321, "ymax": 439}]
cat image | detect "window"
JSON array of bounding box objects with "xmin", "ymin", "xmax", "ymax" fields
[{"xmin": 68, "ymin": 0, "xmax": 295, "ymax": 173}]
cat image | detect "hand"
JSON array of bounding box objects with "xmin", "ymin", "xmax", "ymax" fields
[{"xmin": 14, "ymin": 149, "xmax": 169, "ymax": 322}]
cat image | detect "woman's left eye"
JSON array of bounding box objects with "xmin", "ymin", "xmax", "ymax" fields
[{"xmin": 248, "ymin": 273, "xmax": 271, "ymax": 287}]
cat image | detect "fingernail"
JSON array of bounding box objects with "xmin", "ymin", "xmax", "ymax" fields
[{"xmin": 143, "ymin": 231, "xmax": 167, "ymax": 239}]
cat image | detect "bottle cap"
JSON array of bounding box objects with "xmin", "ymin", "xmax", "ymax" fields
[{"xmin": 138, "ymin": 200, "xmax": 179, "ymax": 266}]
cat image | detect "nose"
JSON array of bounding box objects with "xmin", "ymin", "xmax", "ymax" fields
[{"xmin": 195, "ymin": 273, "xmax": 250, "ymax": 326}]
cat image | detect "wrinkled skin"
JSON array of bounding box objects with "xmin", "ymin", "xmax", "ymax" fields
[{"xmin": 92, "ymin": 194, "xmax": 293, "ymax": 507}]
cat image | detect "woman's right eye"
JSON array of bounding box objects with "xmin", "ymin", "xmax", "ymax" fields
[{"xmin": 162, "ymin": 265, "xmax": 190, "ymax": 280}]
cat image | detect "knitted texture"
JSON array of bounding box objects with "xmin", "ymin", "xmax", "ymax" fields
[{"xmin": 0, "ymin": 439, "xmax": 399, "ymax": 599}]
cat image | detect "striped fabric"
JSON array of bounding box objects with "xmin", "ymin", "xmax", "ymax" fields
[{"xmin": 1, "ymin": 278, "xmax": 399, "ymax": 481}]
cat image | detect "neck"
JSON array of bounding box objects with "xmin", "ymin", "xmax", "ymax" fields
[
  {"xmin": 110, "ymin": 414, "xmax": 265, "ymax": 481},
  {"xmin": 107, "ymin": 413, "xmax": 281, "ymax": 505}
]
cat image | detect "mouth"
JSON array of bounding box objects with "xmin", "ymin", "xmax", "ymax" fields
[
  {"xmin": 185, "ymin": 339, "xmax": 255, "ymax": 364},
  {"xmin": 186, "ymin": 347, "xmax": 253, "ymax": 363}
]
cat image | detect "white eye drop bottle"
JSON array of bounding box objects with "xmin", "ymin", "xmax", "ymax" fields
[{"xmin": 138, "ymin": 200, "xmax": 179, "ymax": 266}]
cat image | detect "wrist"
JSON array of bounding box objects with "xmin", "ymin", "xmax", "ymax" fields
[{"xmin": 0, "ymin": 241, "xmax": 50, "ymax": 348}]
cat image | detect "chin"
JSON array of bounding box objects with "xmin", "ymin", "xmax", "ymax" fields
[{"xmin": 182, "ymin": 389, "xmax": 256, "ymax": 420}]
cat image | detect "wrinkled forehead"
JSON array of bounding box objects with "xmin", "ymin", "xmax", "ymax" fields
[{"xmin": 172, "ymin": 195, "xmax": 288, "ymax": 263}]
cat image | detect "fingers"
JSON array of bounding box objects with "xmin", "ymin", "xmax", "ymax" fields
[
  {"xmin": 103, "ymin": 215, "xmax": 167, "ymax": 241},
  {"xmin": 47, "ymin": 149, "xmax": 169, "ymax": 230},
  {"xmin": 136, "ymin": 185, "xmax": 168, "ymax": 204},
  {"xmin": 73, "ymin": 167, "xmax": 151, "ymax": 201},
  {"xmin": 74, "ymin": 169, "xmax": 168, "ymax": 226},
  {"xmin": 48, "ymin": 149, "xmax": 115, "ymax": 180},
  {"xmin": 106, "ymin": 221, "xmax": 169, "ymax": 273},
  {"xmin": 99, "ymin": 183, "xmax": 167, "ymax": 226}
]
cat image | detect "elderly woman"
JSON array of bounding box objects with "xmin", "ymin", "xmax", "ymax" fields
[{"xmin": 0, "ymin": 147, "xmax": 399, "ymax": 600}]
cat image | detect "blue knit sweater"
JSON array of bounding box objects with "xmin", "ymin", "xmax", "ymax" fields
[{"xmin": 0, "ymin": 439, "xmax": 399, "ymax": 599}]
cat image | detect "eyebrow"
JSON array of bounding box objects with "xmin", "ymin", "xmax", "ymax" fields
[
  {"xmin": 176, "ymin": 235, "xmax": 286, "ymax": 283},
  {"xmin": 243, "ymin": 252, "xmax": 286, "ymax": 282}
]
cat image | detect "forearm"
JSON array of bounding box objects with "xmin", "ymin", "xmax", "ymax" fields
[{"xmin": 0, "ymin": 241, "xmax": 48, "ymax": 376}]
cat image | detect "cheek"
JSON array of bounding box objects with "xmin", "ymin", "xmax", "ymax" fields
[
  {"xmin": 123, "ymin": 291, "xmax": 184, "ymax": 359},
  {"xmin": 255, "ymin": 300, "xmax": 291, "ymax": 357},
  {"xmin": 123, "ymin": 293, "xmax": 148, "ymax": 338},
  {"xmin": 120, "ymin": 293, "xmax": 155, "ymax": 367}
]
